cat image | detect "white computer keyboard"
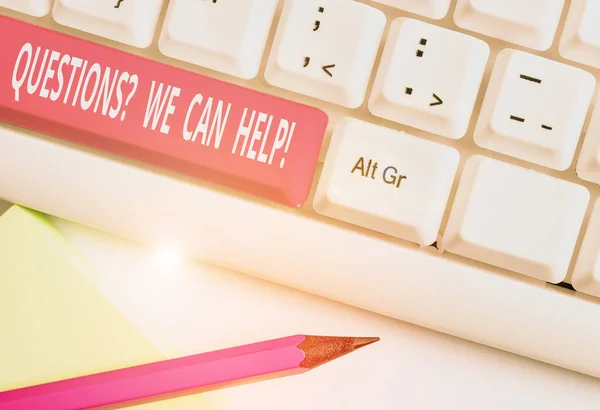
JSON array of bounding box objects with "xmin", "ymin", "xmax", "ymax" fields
[{"xmin": 2, "ymin": 0, "xmax": 600, "ymax": 380}]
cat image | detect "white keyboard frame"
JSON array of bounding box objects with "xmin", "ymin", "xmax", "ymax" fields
[{"xmin": 2, "ymin": 0, "xmax": 600, "ymax": 378}]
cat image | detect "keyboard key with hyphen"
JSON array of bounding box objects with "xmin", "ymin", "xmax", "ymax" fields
[
  {"xmin": 0, "ymin": 15, "xmax": 328, "ymax": 207},
  {"xmin": 443, "ymin": 155, "xmax": 589, "ymax": 284},
  {"xmin": 265, "ymin": 0, "xmax": 386, "ymax": 108},
  {"xmin": 559, "ymin": 0, "xmax": 600, "ymax": 68},
  {"xmin": 454, "ymin": 0, "xmax": 565, "ymax": 51},
  {"xmin": 474, "ymin": 49, "xmax": 595, "ymax": 171},
  {"xmin": 158, "ymin": 0, "xmax": 278, "ymax": 79},
  {"xmin": 52, "ymin": 0, "xmax": 164, "ymax": 48},
  {"xmin": 0, "ymin": 0, "xmax": 51, "ymax": 16},
  {"xmin": 314, "ymin": 117, "xmax": 460, "ymax": 246},
  {"xmin": 369, "ymin": 18, "xmax": 489, "ymax": 140},
  {"xmin": 369, "ymin": 0, "xmax": 451, "ymax": 19}
]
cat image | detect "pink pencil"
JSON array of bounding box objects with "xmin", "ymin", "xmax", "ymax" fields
[{"xmin": 0, "ymin": 335, "xmax": 379, "ymax": 410}]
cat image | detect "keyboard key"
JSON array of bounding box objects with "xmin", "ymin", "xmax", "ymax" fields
[
  {"xmin": 0, "ymin": 15, "xmax": 328, "ymax": 207},
  {"xmin": 559, "ymin": 0, "xmax": 600, "ymax": 68},
  {"xmin": 444, "ymin": 155, "xmax": 589, "ymax": 284},
  {"xmin": 454, "ymin": 0, "xmax": 565, "ymax": 50},
  {"xmin": 369, "ymin": 0, "xmax": 451, "ymax": 19},
  {"xmin": 369, "ymin": 18, "xmax": 489, "ymax": 140},
  {"xmin": 577, "ymin": 92, "xmax": 600, "ymax": 185},
  {"xmin": 0, "ymin": 0, "xmax": 51, "ymax": 16},
  {"xmin": 158, "ymin": 0, "xmax": 278, "ymax": 79},
  {"xmin": 52, "ymin": 0, "xmax": 164, "ymax": 48},
  {"xmin": 314, "ymin": 117, "xmax": 459, "ymax": 246},
  {"xmin": 264, "ymin": 0, "xmax": 386, "ymax": 108},
  {"xmin": 572, "ymin": 198, "xmax": 600, "ymax": 298},
  {"xmin": 473, "ymin": 49, "xmax": 595, "ymax": 171}
]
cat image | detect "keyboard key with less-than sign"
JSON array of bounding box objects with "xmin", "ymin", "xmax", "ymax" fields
[
  {"xmin": 265, "ymin": 0, "xmax": 386, "ymax": 109},
  {"xmin": 0, "ymin": 15, "xmax": 328, "ymax": 208},
  {"xmin": 314, "ymin": 117, "xmax": 460, "ymax": 246}
]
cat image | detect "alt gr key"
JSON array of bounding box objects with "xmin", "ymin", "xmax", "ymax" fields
[{"xmin": 314, "ymin": 117, "xmax": 459, "ymax": 246}]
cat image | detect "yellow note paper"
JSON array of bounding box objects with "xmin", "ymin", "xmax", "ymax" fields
[{"xmin": 0, "ymin": 206, "xmax": 214, "ymax": 409}]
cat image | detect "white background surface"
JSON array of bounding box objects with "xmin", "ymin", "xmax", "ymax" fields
[{"xmin": 8, "ymin": 205, "xmax": 593, "ymax": 410}]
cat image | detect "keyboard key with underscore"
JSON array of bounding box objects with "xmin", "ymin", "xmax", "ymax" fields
[
  {"xmin": 369, "ymin": 18, "xmax": 489, "ymax": 140},
  {"xmin": 443, "ymin": 155, "xmax": 589, "ymax": 284},
  {"xmin": 0, "ymin": 15, "xmax": 328, "ymax": 207},
  {"xmin": 572, "ymin": 198, "xmax": 600, "ymax": 298},
  {"xmin": 0, "ymin": 0, "xmax": 51, "ymax": 16},
  {"xmin": 158, "ymin": 0, "xmax": 278, "ymax": 79},
  {"xmin": 314, "ymin": 117, "xmax": 460, "ymax": 246},
  {"xmin": 369, "ymin": 0, "xmax": 451, "ymax": 20},
  {"xmin": 264, "ymin": 0, "xmax": 386, "ymax": 108},
  {"xmin": 559, "ymin": 0, "xmax": 600, "ymax": 68},
  {"xmin": 473, "ymin": 49, "xmax": 595, "ymax": 171},
  {"xmin": 454, "ymin": 0, "xmax": 565, "ymax": 51},
  {"xmin": 52, "ymin": 0, "xmax": 164, "ymax": 48}
]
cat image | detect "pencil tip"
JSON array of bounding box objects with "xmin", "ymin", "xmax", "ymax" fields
[
  {"xmin": 298, "ymin": 335, "xmax": 380, "ymax": 369},
  {"xmin": 352, "ymin": 337, "xmax": 380, "ymax": 350}
]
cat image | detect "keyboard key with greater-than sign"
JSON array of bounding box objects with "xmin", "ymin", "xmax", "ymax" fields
[{"xmin": 369, "ymin": 18, "xmax": 489, "ymax": 140}]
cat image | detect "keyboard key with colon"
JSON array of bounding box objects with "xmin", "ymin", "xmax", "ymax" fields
[
  {"xmin": 264, "ymin": 0, "xmax": 386, "ymax": 109},
  {"xmin": 158, "ymin": 0, "xmax": 278, "ymax": 79},
  {"xmin": 369, "ymin": 0, "xmax": 451, "ymax": 20},
  {"xmin": 443, "ymin": 155, "xmax": 589, "ymax": 284},
  {"xmin": 0, "ymin": 0, "xmax": 51, "ymax": 16},
  {"xmin": 313, "ymin": 117, "xmax": 460, "ymax": 246},
  {"xmin": 0, "ymin": 15, "xmax": 328, "ymax": 208},
  {"xmin": 369, "ymin": 18, "xmax": 489, "ymax": 140},
  {"xmin": 454, "ymin": 0, "xmax": 565, "ymax": 51},
  {"xmin": 473, "ymin": 49, "xmax": 595, "ymax": 171},
  {"xmin": 52, "ymin": 0, "xmax": 164, "ymax": 48},
  {"xmin": 560, "ymin": 0, "xmax": 600, "ymax": 68}
]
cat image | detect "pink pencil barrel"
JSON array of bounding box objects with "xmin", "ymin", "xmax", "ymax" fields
[{"xmin": 0, "ymin": 335, "xmax": 306, "ymax": 410}]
